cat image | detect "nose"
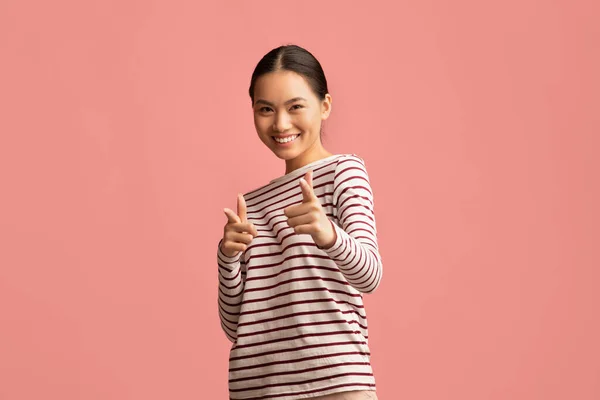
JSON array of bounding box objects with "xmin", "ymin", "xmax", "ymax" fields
[{"xmin": 273, "ymin": 112, "xmax": 292, "ymax": 133}]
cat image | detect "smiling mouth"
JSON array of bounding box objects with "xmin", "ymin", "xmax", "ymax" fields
[{"xmin": 272, "ymin": 133, "xmax": 301, "ymax": 144}]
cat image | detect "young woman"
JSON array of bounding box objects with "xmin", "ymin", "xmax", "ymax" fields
[{"xmin": 217, "ymin": 44, "xmax": 383, "ymax": 400}]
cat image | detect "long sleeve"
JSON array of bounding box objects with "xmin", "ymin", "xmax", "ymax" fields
[
  {"xmin": 216, "ymin": 238, "xmax": 246, "ymax": 342},
  {"xmin": 316, "ymin": 155, "xmax": 383, "ymax": 293}
]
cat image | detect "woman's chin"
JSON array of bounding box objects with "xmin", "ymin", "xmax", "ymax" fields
[{"xmin": 271, "ymin": 150, "xmax": 297, "ymax": 160}]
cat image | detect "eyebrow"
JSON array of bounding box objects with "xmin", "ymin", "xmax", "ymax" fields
[{"xmin": 254, "ymin": 97, "xmax": 307, "ymax": 107}]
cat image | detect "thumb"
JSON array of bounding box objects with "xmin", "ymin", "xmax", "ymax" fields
[
  {"xmin": 223, "ymin": 208, "xmax": 241, "ymax": 224},
  {"xmin": 237, "ymin": 193, "xmax": 247, "ymax": 223}
]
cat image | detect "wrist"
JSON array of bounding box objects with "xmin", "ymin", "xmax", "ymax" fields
[{"xmin": 317, "ymin": 219, "xmax": 337, "ymax": 249}]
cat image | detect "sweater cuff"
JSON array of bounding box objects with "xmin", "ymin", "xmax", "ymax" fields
[
  {"xmin": 217, "ymin": 238, "xmax": 242, "ymax": 272},
  {"xmin": 316, "ymin": 219, "xmax": 344, "ymax": 254}
]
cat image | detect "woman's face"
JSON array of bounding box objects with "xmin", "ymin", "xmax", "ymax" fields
[{"xmin": 252, "ymin": 70, "xmax": 331, "ymax": 161}]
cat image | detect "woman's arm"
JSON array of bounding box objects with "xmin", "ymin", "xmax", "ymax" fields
[
  {"xmin": 216, "ymin": 238, "xmax": 246, "ymax": 342},
  {"xmin": 317, "ymin": 155, "xmax": 383, "ymax": 293}
]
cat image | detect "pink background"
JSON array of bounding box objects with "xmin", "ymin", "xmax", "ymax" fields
[{"xmin": 1, "ymin": 1, "xmax": 598, "ymax": 399}]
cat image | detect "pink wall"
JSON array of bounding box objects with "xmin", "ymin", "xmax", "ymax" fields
[{"xmin": 1, "ymin": 1, "xmax": 598, "ymax": 399}]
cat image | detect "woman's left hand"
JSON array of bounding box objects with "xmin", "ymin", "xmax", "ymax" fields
[{"xmin": 284, "ymin": 170, "xmax": 337, "ymax": 249}]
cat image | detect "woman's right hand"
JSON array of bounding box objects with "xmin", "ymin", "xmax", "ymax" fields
[{"xmin": 221, "ymin": 193, "xmax": 258, "ymax": 258}]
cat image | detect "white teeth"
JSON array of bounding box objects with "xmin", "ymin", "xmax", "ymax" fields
[{"xmin": 274, "ymin": 134, "xmax": 299, "ymax": 143}]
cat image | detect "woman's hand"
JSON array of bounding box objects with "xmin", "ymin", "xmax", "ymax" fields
[
  {"xmin": 221, "ymin": 193, "xmax": 258, "ymax": 258},
  {"xmin": 284, "ymin": 170, "xmax": 337, "ymax": 249}
]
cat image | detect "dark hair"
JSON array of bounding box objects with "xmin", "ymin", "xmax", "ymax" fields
[{"xmin": 249, "ymin": 44, "xmax": 330, "ymax": 138}]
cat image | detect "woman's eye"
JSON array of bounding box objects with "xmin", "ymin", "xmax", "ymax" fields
[{"xmin": 258, "ymin": 105, "xmax": 302, "ymax": 113}]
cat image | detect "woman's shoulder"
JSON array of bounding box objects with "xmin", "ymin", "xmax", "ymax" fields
[
  {"xmin": 334, "ymin": 153, "xmax": 370, "ymax": 173},
  {"xmin": 338, "ymin": 153, "xmax": 367, "ymax": 164}
]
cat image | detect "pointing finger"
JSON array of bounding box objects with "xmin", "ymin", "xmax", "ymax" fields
[
  {"xmin": 237, "ymin": 193, "xmax": 247, "ymax": 223},
  {"xmin": 300, "ymin": 170, "xmax": 317, "ymax": 203}
]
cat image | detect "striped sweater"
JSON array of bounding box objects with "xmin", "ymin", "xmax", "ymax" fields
[{"xmin": 217, "ymin": 153, "xmax": 383, "ymax": 400}]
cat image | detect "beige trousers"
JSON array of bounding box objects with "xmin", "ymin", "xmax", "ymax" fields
[{"xmin": 310, "ymin": 390, "xmax": 378, "ymax": 400}]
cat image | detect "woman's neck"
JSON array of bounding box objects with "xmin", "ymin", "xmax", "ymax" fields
[{"xmin": 284, "ymin": 147, "xmax": 334, "ymax": 175}]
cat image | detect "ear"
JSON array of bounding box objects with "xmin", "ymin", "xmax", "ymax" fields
[{"xmin": 321, "ymin": 93, "xmax": 332, "ymax": 120}]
